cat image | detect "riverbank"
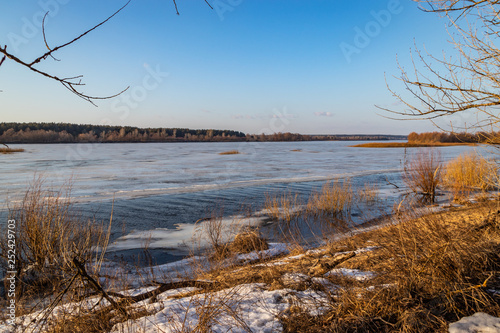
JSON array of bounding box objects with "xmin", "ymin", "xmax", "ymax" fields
[
  {"xmin": 350, "ymin": 142, "xmax": 478, "ymax": 148},
  {"xmin": 4, "ymin": 197, "xmax": 499, "ymax": 332}
]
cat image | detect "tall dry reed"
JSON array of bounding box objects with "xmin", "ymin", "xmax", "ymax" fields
[
  {"xmin": 307, "ymin": 180, "xmax": 354, "ymax": 217},
  {"xmin": 443, "ymin": 151, "xmax": 498, "ymax": 200}
]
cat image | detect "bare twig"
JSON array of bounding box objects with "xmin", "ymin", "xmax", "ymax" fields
[
  {"xmin": 30, "ymin": 1, "xmax": 131, "ymax": 66},
  {"xmin": 72, "ymin": 257, "xmax": 128, "ymax": 316},
  {"xmin": 41, "ymin": 12, "xmax": 60, "ymax": 62},
  {"xmin": 0, "ymin": 2, "xmax": 131, "ymax": 106}
]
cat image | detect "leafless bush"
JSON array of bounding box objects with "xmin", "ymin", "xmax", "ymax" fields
[{"xmin": 403, "ymin": 149, "xmax": 442, "ymax": 203}]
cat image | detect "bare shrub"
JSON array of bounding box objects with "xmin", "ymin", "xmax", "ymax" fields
[
  {"xmin": 403, "ymin": 149, "xmax": 442, "ymax": 203},
  {"xmin": 444, "ymin": 151, "xmax": 498, "ymax": 200},
  {"xmin": 196, "ymin": 212, "xmax": 230, "ymax": 261}
]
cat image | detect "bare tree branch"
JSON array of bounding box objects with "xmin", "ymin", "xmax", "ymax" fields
[
  {"xmin": 30, "ymin": 1, "xmax": 131, "ymax": 67},
  {"xmin": 0, "ymin": 0, "xmax": 214, "ymax": 102},
  {"xmin": 0, "ymin": 2, "xmax": 131, "ymax": 105},
  {"xmin": 42, "ymin": 12, "xmax": 60, "ymax": 62},
  {"xmin": 382, "ymin": 0, "xmax": 500, "ymax": 132},
  {"xmin": 172, "ymin": 0, "xmax": 213, "ymax": 14}
]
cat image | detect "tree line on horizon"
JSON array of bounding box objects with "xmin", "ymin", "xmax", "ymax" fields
[
  {"xmin": 0, "ymin": 122, "xmax": 407, "ymax": 143},
  {"xmin": 407, "ymin": 131, "xmax": 500, "ymax": 144},
  {"xmin": 0, "ymin": 122, "xmax": 247, "ymax": 143}
]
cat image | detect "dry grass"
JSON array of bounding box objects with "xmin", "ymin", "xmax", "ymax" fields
[
  {"xmin": 195, "ymin": 207, "xmax": 268, "ymax": 263},
  {"xmin": 0, "ymin": 147, "xmax": 24, "ymax": 154},
  {"xmin": 307, "ymin": 180, "xmax": 354, "ymax": 217},
  {"xmin": 228, "ymin": 230, "xmax": 268, "ymax": 254},
  {"xmin": 195, "ymin": 210, "xmax": 230, "ymax": 261},
  {"xmin": 263, "ymin": 182, "xmax": 355, "ymax": 244},
  {"xmin": 0, "ymin": 177, "xmax": 111, "ymax": 314},
  {"xmin": 357, "ymin": 183, "xmax": 379, "ymax": 204},
  {"xmin": 264, "ymin": 192, "xmax": 302, "ymax": 223},
  {"xmin": 444, "ymin": 151, "xmax": 498, "ymax": 200},
  {"xmin": 403, "ymin": 149, "xmax": 442, "ymax": 203},
  {"xmin": 279, "ymin": 202, "xmax": 500, "ymax": 332},
  {"xmin": 218, "ymin": 150, "xmax": 240, "ymax": 155},
  {"xmin": 199, "ymin": 201, "xmax": 500, "ymax": 332}
]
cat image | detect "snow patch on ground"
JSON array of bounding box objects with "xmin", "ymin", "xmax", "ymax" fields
[
  {"xmin": 235, "ymin": 243, "xmax": 289, "ymax": 263},
  {"xmin": 110, "ymin": 283, "xmax": 329, "ymax": 333},
  {"xmin": 448, "ymin": 312, "xmax": 500, "ymax": 333},
  {"xmin": 325, "ymin": 268, "xmax": 376, "ymax": 281}
]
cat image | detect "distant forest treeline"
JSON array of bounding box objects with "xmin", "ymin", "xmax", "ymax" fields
[
  {"xmin": 0, "ymin": 122, "xmax": 246, "ymax": 143},
  {"xmin": 0, "ymin": 122, "xmax": 407, "ymax": 143},
  {"xmin": 408, "ymin": 131, "xmax": 499, "ymax": 143}
]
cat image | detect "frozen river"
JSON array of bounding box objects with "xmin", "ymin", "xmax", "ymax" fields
[{"xmin": 0, "ymin": 141, "xmax": 485, "ymax": 263}]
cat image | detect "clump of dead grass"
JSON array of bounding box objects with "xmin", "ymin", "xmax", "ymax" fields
[
  {"xmin": 357, "ymin": 183, "xmax": 379, "ymax": 204},
  {"xmin": 218, "ymin": 150, "xmax": 240, "ymax": 155},
  {"xmin": 444, "ymin": 151, "xmax": 498, "ymax": 201},
  {"xmin": 264, "ymin": 192, "xmax": 302, "ymax": 222},
  {"xmin": 307, "ymin": 180, "xmax": 354, "ymax": 217},
  {"xmin": 195, "ymin": 207, "xmax": 269, "ymax": 264},
  {"xmin": 228, "ymin": 230, "xmax": 268, "ymax": 254},
  {"xmin": 0, "ymin": 147, "xmax": 24, "ymax": 154}
]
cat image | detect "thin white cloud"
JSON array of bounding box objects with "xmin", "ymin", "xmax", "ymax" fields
[{"xmin": 314, "ymin": 112, "xmax": 333, "ymax": 117}]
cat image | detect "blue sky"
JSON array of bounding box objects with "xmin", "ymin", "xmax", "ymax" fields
[{"xmin": 0, "ymin": 0, "xmax": 459, "ymax": 135}]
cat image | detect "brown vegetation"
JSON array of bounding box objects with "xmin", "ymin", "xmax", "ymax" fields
[
  {"xmin": 351, "ymin": 131, "xmax": 498, "ymax": 148},
  {"xmin": 0, "ymin": 147, "xmax": 24, "ymax": 154},
  {"xmin": 0, "ymin": 177, "xmax": 111, "ymax": 312},
  {"xmin": 307, "ymin": 180, "xmax": 354, "ymax": 217},
  {"xmin": 351, "ymin": 141, "xmax": 475, "ymax": 148},
  {"xmin": 264, "ymin": 192, "xmax": 302, "ymax": 223},
  {"xmin": 0, "ymin": 123, "xmax": 246, "ymax": 143},
  {"xmin": 403, "ymin": 149, "xmax": 442, "ymax": 202},
  {"xmin": 408, "ymin": 131, "xmax": 498, "ymax": 144},
  {"xmin": 444, "ymin": 152, "xmax": 498, "ymax": 201},
  {"xmin": 198, "ymin": 201, "xmax": 500, "ymax": 332},
  {"xmin": 218, "ymin": 150, "xmax": 240, "ymax": 155},
  {"xmin": 228, "ymin": 231, "xmax": 268, "ymax": 254}
]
